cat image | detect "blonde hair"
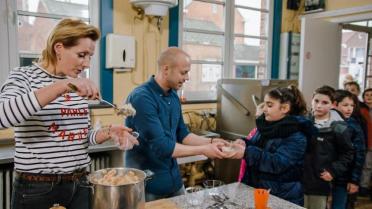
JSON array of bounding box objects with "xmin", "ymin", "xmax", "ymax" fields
[{"xmin": 38, "ymin": 18, "xmax": 100, "ymax": 67}]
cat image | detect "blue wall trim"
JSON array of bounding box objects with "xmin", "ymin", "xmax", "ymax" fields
[
  {"xmin": 271, "ymin": 0, "xmax": 282, "ymax": 79},
  {"xmin": 286, "ymin": 31, "xmax": 292, "ymax": 79},
  {"xmin": 100, "ymin": 0, "xmax": 113, "ymax": 102},
  {"xmin": 168, "ymin": 5, "xmax": 179, "ymax": 46}
]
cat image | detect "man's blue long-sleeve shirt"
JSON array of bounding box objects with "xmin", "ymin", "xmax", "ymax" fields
[{"xmin": 125, "ymin": 76, "xmax": 190, "ymax": 195}]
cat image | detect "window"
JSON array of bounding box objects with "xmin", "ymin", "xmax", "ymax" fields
[
  {"xmin": 235, "ymin": 64, "xmax": 257, "ymax": 78},
  {"xmin": 356, "ymin": 48, "xmax": 365, "ymax": 59},
  {"xmin": 0, "ymin": 0, "xmax": 99, "ymax": 86},
  {"xmin": 339, "ymin": 29, "xmax": 368, "ymax": 89},
  {"xmin": 202, "ymin": 64, "xmax": 222, "ymax": 82},
  {"xmin": 179, "ymin": 0, "xmax": 272, "ymax": 101}
]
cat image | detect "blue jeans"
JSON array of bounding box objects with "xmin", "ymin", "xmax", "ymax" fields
[
  {"xmin": 332, "ymin": 185, "xmax": 348, "ymax": 209},
  {"xmin": 145, "ymin": 185, "xmax": 185, "ymax": 202},
  {"xmin": 11, "ymin": 175, "xmax": 91, "ymax": 209}
]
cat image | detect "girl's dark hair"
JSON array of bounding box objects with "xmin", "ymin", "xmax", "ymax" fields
[
  {"xmin": 334, "ymin": 89, "xmax": 360, "ymax": 112},
  {"xmin": 363, "ymin": 88, "xmax": 372, "ymax": 99},
  {"xmin": 266, "ymin": 85, "xmax": 307, "ymax": 115},
  {"xmin": 313, "ymin": 85, "xmax": 336, "ymax": 102}
]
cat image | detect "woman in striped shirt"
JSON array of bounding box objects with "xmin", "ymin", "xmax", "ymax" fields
[{"xmin": 0, "ymin": 18, "xmax": 138, "ymax": 209}]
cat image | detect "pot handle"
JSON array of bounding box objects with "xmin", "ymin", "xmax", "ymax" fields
[
  {"xmin": 144, "ymin": 169, "xmax": 154, "ymax": 181},
  {"xmin": 89, "ymin": 185, "xmax": 95, "ymax": 195},
  {"xmin": 81, "ymin": 177, "xmax": 95, "ymax": 195}
]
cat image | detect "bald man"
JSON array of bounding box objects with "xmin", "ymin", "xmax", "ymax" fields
[{"xmin": 125, "ymin": 47, "xmax": 228, "ymax": 201}]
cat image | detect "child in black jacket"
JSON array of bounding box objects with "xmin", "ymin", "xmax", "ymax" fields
[{"xmin": 303, "ymin": 86, "xmax": 354, "ymax": 209}]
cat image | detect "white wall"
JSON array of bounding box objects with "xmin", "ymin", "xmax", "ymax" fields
[{"xmin": 299, "ymin": 17, "xmax": 341, "ymax": 105}]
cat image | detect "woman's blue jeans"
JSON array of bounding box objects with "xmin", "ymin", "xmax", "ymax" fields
[{"xmin": 11, "ymin": 175, "xmax": 91, "ymax": 209}]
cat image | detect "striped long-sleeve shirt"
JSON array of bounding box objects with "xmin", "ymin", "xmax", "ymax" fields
[{"xmin": 0, "ymin": 64, "xmax": 98, "ymax": 174}]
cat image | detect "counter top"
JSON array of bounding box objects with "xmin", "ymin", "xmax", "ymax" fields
[
  {"xmin": 176, "ymin": 154, "xmax": 207, "ymax": 164},
  {"xmin": 0, "ymin": 130, "xmax": 219, "ymax": 165},
  {"xmin": 0, "ymin": 140, "xmax": 208, "ymax": 165},
  {"xmin": 146, "ymin": 182, "xmax": 304, "ymax": 209},
  {"xmin": 0, "ymin": 139, "xmax": 119, "ymax": 164}
]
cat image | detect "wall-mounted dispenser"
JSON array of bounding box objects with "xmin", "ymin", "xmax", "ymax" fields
[
  {"xmin": 129, "ymin": 0, "xmax": 178, "ymax": 17},
  {"xmin": 106, "ymin": 34, "xmax": 135, "ymax": 69},
  {"xmin": 130, "ymin": 0, "xmax": 178, "ymax": 30}
]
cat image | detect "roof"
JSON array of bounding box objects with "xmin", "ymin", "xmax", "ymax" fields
[
  {"xmin": 184, "ymin": 18, "xmax": 224, "ymax": 46},
  {"xmin": 184, "ymin": 19, "xmax": 259, "ymax": 61},
  {"xmin": 234, "ymin": 44, "xmax": 259, "ymax": 61}
]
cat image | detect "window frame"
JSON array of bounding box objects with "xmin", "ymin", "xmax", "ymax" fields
[
  {"xmin": 179, "ymin": 0, "xmax": 273, "ymax": 102},
  {"xmin": 0, "ymin": 0, "xmax": 100, "ymax": 89}
]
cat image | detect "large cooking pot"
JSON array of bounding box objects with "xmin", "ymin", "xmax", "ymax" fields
[{"xmin": 89, "ymin": 168, "xmax": 152, "ymax": 209}]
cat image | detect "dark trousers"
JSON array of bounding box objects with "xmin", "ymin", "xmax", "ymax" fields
[
  {"xmin": 11, "ymin": 175, "xmax": 91, "ymax": 209},
  {"xmin": 331, "ymin": 185, "xmax": 348, "ymax": 209},
  {"xmin": 346, "ymin": 193, "xmax": 357, "ymax": 209}
]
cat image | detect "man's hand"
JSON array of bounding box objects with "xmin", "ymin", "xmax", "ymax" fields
[
  {"xmin": 201, "ymin": 142, "xmax": 228, "ymax": 159},
  {"xmin": 211, "ymin": 137, "xmax": 230, "ymax": 146}
]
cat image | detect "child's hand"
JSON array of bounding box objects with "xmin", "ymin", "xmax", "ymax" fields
[
  {"xmin": 224, "ymin": 143, "xmax": 245, "ymax": 159},
  {"xmin": 347, "ymin": 183, "xmax": 359, "ymax": 194},
  {"xmin": 320, "ymin": 169, "xmax": 333, "ymax": 181},
  {"xmin": 233, "ymin": 139, "xmax": 246, "ymax": 146}
]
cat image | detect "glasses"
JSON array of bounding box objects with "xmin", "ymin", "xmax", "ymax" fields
[
  {"xmin": 185, "ymin": 186, "xmax": 205, "ymax": 208},
  {"xmin": 203, "ymin": 180, "xmax": 224, "ymax": 189}
]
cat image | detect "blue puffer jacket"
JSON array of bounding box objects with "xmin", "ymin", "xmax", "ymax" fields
[
  {"xmin": 334, "ymin": 116, "xmax": 366, "ymax": 185},
  {"xmin": 241, "ymin": 115, "xmax": 315, "ymax": 206}
]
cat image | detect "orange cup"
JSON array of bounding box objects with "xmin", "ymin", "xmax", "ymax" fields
[{"xmin": 254, "ymin": 188, "xmax": 269, "ymax": 209}]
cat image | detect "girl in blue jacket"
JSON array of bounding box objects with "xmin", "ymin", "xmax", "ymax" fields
[
  {"xmin": 333, "ymin": 90, "xmax": 365, "ymax": 209},
  {"xmin": 229, "ymin": 85, "xmax": 315, "ymax": 206}
]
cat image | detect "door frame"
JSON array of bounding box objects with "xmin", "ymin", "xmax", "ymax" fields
[
  {"xmin": 299, "ymin": 4, "xmax": 372, "ymax": 97},
  {"xmin": 342, "ymin": 23, "xmax": 372, "ymax": 89}
]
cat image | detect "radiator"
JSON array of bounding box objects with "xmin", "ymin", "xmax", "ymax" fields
[
  {"xmin": 88, "ymin": 153, "xmax": 111, "ymax": 172},
  {"xmin": 0, "ymin": 164, "xmax": 13, "ymax": 209},
  {"xmin": 0, "ymin": 153, "xmax": 111, "ymax": 209}
]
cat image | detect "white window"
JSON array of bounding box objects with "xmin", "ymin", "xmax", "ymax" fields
[
  {"xmin": 202, "ymin": 64, "xmax": 222, "ymax": 82},
  {"xmin": 0, "ymin": 0, "xmax": 100, "ymax": 87},
  {"xmin": 179, "ymin": 0, "xmax": 273, "ymax": 101},
  {"xmin": 356, "ymin": 47, "xmax": 365, "ymax": 59}
]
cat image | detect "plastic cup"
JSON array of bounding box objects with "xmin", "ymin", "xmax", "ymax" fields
[
  {"xmin": 185, "ymin": 186, "xmax": 204, "ymax": 208},
  {"xmin": 186, "ymin": 186, "xmax": 203, "ymax": 193},
  {"xmin": 115, "ymin": 131, "xmax": 140, "ymax": 150},
  {"xmin": 203, "ymin": 179, "xmax": 224, "ymax": 189},
  {"xmin": 254, "ymin": 188, "xmax": 269, "ymax": 209}
]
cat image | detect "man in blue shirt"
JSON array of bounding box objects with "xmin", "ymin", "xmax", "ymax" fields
[{"xmin": 125, "ymin": 47, "xmax": 228, "ymax": 201}]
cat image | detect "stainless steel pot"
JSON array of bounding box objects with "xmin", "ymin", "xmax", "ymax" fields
[{"xmin": 89, "ymin": 168, "xmax": 152, "ymax": 209}]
